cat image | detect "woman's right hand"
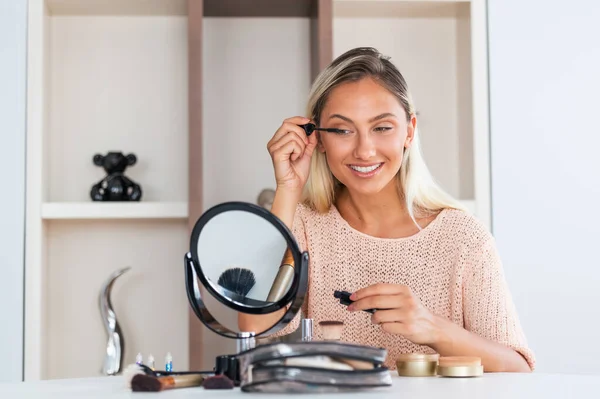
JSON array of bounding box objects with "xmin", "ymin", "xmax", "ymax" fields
[{"xmin": 267, "ymin": 116, "xmax": 319, "ymax": 194}]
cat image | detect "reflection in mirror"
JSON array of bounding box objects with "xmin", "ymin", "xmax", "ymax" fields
[
  {"xmin": 195, "ymin": 277, "xmax": 277, "ymax": 336},
  {"xmin": 197, "ymin": 210, "xmax": 293, "ymax": 306}
]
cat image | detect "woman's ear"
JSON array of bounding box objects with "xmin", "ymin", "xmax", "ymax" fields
[{"xmin": 405, "ymin": 114, "xmax": 417, "ymax": 148}]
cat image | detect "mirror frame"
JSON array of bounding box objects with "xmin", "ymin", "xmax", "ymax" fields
[{"xmin": 184, "ymin": 201, "xmax": 309, "ymax": 339}]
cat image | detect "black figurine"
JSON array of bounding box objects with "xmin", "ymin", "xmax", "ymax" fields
[{"xmin": 91, "ymin": 152, "xmax": 142, "ymax": 201}]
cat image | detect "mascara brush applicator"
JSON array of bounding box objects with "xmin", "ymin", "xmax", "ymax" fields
[{"xmin": 299, "ymin": 123, "xmax": 349, "ymax": 136}]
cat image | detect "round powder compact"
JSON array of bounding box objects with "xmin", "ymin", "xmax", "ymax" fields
[
  {"xmin": 437, "ymin": 356, "xmax": 483, "ymax": 377},
  {"xmin": 395, "ymin": 353, "xmax": 439, "ymax": 377}
]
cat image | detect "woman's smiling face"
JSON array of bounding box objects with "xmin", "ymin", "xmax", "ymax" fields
[{"xmin": 317, "ymin": 77, "xmax": 415, "ymax": 196}]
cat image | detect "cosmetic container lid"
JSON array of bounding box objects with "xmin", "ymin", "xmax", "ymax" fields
[
  {"xmin": 437, "ymin": 356, "xmax": 483, "ymax": 377},
  {"xmin": 396, "ymin": 353, "xmax": 440, "ymax": 362},
  {"xmin": 438, "ymin": 356, "xmax": 481, "ymax": 367},
  {"xmin": 395, "ymin": 353, "xmax": 439, "ymax": 377}
]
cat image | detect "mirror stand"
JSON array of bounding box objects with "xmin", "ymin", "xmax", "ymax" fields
[
  {"xmin": 236, "ymin": 332, "xmax": 256, "ymax": 353},
  {"xmin": 183, "ymin": 201, "xmax": 310, "ymax": 386}
]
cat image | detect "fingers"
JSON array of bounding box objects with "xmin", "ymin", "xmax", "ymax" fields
[
  {"xmin": 371, "ymin": 309, "xmax": 398, "ymax": 324},
  {"xmin": 370, "ymin": 310, "xmax": 417, "ymax": 338},
  {"xmin": 380, "ymin": 322, "xmax": 412, "ymax": 336},
  {"xmin": 348, "ymin": 294, "xmax": 405, "ymax": 312},
  {"xmin": 350, "ymin": 283, "xmax": 411, "ymax": 301},
  {"xmin": 269, "ymin": 132, "xmax": 307, "ymax": 162},
  {"xmin": 304, "ymin": 129, "xmax": 319, "ymax": 155},
  {"xmin": 268, "ymin": 117, "xmax": 311, "ymax": 149},
  {"xmin": 271, "ymin": 141, "xmax": 303, "ymax": 163},
  {"xmin": 370, "ymin": 309, "xmax": 413, "ymax": 325}
]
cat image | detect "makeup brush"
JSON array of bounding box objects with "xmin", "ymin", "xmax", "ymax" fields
[
  {"xmin": 299, "ymin": 123, "xmax": 350, "ymax": 136},
  {"xmin": 217, "ymin": 267, "xmax": 256, "ymax": 296},
  {"xmin": 131, "ymin": 373, "xmax": 205, "ymax": 392},
  {"xmin": 123, "ymin": 364, "xmax": 207, "ymax": 392},
  {"xmin": 266, "ymin": 248, "xmax": 295, "ymax": 302},
  {"xmin": 203, "ymin": 374, "xmax": 235, "ymax": 390}
]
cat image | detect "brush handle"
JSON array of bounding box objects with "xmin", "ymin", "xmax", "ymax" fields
[
  {"xmin": 266, "ymin": 264, "xmax": 294, "ymax": 302},
  {"xmin": 161, "ymin": 374, "xmax": 205, "ymax": 390},
  {"xmin": 266, "ymin": 249, "xmax": 295, "ymax": 302}
]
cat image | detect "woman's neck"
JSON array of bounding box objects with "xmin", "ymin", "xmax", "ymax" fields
[
  {"xmin": 336, "ymin": 185, "xmax": 436, "ymax": 239},
  {"xmin": 336, "ymin": 183, "xmax": 409, "ymax": 226}
]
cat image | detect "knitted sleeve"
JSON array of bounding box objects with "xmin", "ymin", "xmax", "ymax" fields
[
  {"xmin": 463, "ymin": 237, "xmax": 536, "ymax": 370},
  {"xmin": 268, "ymin": 204, "xmax": 309, "ymax": 338}
]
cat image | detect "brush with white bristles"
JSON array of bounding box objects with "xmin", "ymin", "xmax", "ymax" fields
[{"xmin": 123, "ymin": 363, "xmax": 146, "ymax": 389}]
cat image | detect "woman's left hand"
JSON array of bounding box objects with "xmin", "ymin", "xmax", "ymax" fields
[{"xmin": 348, "ymin": 283, "xmax": 445, "ymax": 347}]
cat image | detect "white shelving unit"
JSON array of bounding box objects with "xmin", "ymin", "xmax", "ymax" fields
[
  {"xmin": 24, "ymin": 0, "xmax": 492, "ymax": 381},
  {"xmin": 41, "ymin": 202, "xmax": 188, "ymax": 220},
  {"xmin": 26, "ymin": 0, "xmax": 190, "ymax": 380},
  {"xmin": 333, "ymin": 0, "xmax": 491, "ymax": 228}
]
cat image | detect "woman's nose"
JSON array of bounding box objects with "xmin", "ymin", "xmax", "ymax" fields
[{"xmin": 353, "ymin": 133, "xmax": 377, "ymax": 160}]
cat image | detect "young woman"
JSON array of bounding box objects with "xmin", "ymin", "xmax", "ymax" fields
[{"xmin": 245, "ymin": 47, "xmax": 534, "ymax": 372}]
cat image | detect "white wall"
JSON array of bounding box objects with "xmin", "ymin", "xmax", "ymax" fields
[
  {"xmin": 333, "ymin": 8, "xmax": 473, "ymax": 201},
  {"xmin": 0, "ymin": 0, "xmax": 26, "ymax": 382},
  {"xmin": 202, "ymin": 18, "xmax": 311, "ymax": 211},
  {"xmin": 488, "ymin": 0, "xmax": 600, "ymax": 374}
]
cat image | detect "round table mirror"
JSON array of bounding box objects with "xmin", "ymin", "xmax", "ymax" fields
[{"xmin": 184, "ymin": 202, "xmax": 308, "ymax": 339}]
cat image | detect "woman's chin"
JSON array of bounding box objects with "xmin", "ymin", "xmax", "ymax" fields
[{"xmin": 341, "ymin": 177, "xmax": 397, "ymax": 197}]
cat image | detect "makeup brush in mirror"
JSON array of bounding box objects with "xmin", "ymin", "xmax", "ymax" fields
[{"xmin": 217, "ymin": 267, "xmax": 256, "ymax": 297}]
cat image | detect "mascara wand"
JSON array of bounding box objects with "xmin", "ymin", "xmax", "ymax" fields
[{"xmin": 299, "ymin": 123, "xmax": 350, "ymax": 136}]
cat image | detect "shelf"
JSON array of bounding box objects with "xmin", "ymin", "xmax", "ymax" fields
[
  {"xmin": 45, "ymin": 0, "xmax": 187, "ymax": 16},
  {"xmin": 41, "ymin": 202, "xmax": 188, "ymax": 220},
  {"xmin": 45, "ymin": 10, "xmax": 188, "ymax": 203},
  {"xmin": 334, "ymin": 0, "xmax": 471, "ymax": 18},
  {"xmin": 204, "ymin": 0, "xmax": 314, "ymax": 17}
]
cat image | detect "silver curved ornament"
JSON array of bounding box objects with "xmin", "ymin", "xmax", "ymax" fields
[{"xmin": 99, "ymin": 266, "xmax": 130, "ymax": 375}]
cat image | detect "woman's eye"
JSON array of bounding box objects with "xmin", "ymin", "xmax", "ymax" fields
[{"xmin": 374, "ymin": 126, "xmax": 393, "ymax": 132}]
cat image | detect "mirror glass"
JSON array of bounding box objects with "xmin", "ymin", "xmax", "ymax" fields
[{"xmin": 196, "ymin": 210, "xmax": 294, "ymax": 307}]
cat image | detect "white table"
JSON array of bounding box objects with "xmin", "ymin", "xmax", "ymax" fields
[{"xmin": 1, "ymin": 373, "xmax": 598, "ymax": 398}]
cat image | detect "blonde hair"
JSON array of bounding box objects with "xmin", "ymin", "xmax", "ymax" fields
[{"xmin": 302, "ymin": 47, "xmax": 467, "ymax": 226}]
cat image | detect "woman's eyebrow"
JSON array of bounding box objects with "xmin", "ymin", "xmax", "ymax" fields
[
  {"xmin": 328, "ymin": 114, "xmax": 354, "ymax": 123},
  {"xmin": 327, "ymin": 113, "xmax": 397, "ymax": 124},
  {"xmin": 369, "ymin": 113, "xmax": 397, "ymax": 122}
]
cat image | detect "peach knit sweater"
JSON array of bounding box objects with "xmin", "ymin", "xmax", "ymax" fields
[{"xmin": 277, "ymin": 203, "xmax": 535, "ymax": 370}]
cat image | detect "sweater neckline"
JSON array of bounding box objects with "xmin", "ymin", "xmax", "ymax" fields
[{"xmin": 329, "ymin": 205, "xmax": 447, "ymax": 242}]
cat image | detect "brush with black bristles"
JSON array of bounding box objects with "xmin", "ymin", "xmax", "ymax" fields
[{"xmin": 217, "ymin": 267, "xmax": 256, "ymax": 296}]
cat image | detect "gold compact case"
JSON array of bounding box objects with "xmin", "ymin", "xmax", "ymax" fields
[
  {"xmin": 436, "ymin": 356, "xmax": 483, "ymax": 377},
  {"xmin": 395, "ymin": 353, "xmax": 439, "ymax": 377}
]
